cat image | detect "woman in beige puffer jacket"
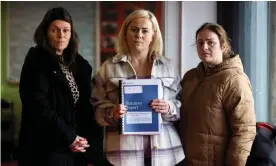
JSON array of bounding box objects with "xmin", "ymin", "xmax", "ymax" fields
[{"xmin": 178, "ymin": 23, "xmax": 256, "ymax": 166}]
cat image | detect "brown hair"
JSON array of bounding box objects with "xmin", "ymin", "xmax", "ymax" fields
[
  {"xmin": 195, "ymin": 22, "xmax": 234, "ymax": 57},
  {"xmin": 34, "ymin": 7, "xmax": 79, "ymax": 70}
]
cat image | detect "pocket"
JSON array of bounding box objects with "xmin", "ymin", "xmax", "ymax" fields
[
  {"xmin": 160, "ymin": 77, "xmax": 177, "ymax": 92},
  {"xmin": 106, "ymin": 77, "xmax": 121, "ymax": 102}
]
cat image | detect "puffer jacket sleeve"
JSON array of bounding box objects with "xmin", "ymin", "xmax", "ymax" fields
[
  {"xmin": 222, "ymin": 73, "xmax": 256, "ymax": 166},
  {"xmin": 90, "ymin": 64, "xmax": 117, "ymax": 127}
]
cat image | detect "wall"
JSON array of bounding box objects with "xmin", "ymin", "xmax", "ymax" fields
[
  {"xmin": 163, "ymin": 1, "xmax": 181, "ymax": 72},
  {"xmin": 1, "ymin": 2, "xmax": 22, "ymax": 143},
  {"xmin": 163, "ymin": 1, "xmax": 217, "ymax": 77},
  {"xmin": 180, "ymin": 1, "xmax": 217, "ymax": 76}
]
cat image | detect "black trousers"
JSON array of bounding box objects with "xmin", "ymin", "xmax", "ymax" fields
[{"xmin": 17, "ymin": 152, "xmax": 86, "ymax": 166}]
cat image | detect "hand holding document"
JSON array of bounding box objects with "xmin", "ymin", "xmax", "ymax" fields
[
  {"xmin": 112, "ymin": 104, "xmax": 127, "ymax": 120},
  {"xmin": 149, "ymin": 99, "xmax": 170, "ymax": 114}
]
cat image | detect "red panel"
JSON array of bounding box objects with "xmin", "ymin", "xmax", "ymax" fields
[{"xmin": 156, "ymin": 1, "xmax": 162, "ymax": 31}]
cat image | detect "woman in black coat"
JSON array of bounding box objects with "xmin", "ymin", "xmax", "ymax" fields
[{"xmin": 17, "ymin": 7, "xmax": 109, "ymax": 166}]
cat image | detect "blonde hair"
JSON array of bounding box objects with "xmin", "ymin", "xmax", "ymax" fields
[{"xmin": 115, "ymin": 9, "xmax": 163, "ymax": 57}]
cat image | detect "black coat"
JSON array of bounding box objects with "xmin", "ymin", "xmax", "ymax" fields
[{"xmin": 17, "ymin": 46, "xmax": 108, "ymax": 166}]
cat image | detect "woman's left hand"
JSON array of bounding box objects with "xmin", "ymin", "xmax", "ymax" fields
[
  {"xmin": 149, "ymin": 99, "xmax": 170, "ymax": 114},
  {"xmin": 70, "ymin": 136, "xmax": 90, "ymax": 153}
]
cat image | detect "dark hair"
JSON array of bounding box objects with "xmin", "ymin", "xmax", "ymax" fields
[
  {"xmin": 195, "ymin": 22, "xmax": 234, "ymax": 58},
  {"xmin": 34, "ymin": 7, "xmax": 79, "ymax": 69}
]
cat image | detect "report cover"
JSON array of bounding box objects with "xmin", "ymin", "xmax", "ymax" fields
[{"xmin": 119, "ymin": 79, "xmax": 163, "ymax": 135}]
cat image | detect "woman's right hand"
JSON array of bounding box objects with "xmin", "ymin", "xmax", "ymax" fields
[
  {"xmin": 70, "ymin": 135, "xmax": 90, "ymax": 152},
  {"xmin": 112, "ymin": 104, "xmax": 127, "ymax": 120}
]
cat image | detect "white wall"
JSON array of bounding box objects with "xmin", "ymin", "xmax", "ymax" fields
[
  {"xmin": 163, "ymin": 1, "xmax": 181, "ymax": 74},
  {"xmin": 181, "ymin": 1, "xmax": 217, "ymax": 76},
  {"xmin": 163, "ymin": 1, "xmax": 217, "ymax": 77}
]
